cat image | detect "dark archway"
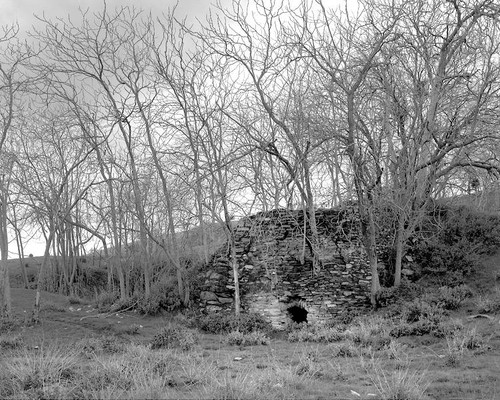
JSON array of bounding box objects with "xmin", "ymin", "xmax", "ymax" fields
[{"xmin": 287, "ymin": 305, "xmax": 308, "ymax": 324}]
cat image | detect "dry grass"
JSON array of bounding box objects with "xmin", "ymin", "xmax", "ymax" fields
[
  {"xmin": 366, "ymin": 358, "xmax": 430, "ymax": 400},
  {"xmin": 3, "ymin": 264, "xmax": 500, "ymax": 400}
]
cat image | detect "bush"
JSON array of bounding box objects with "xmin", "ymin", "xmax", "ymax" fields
[
  {"xmin": 226, "ymin": 330, "xmax": 270, "ymax": 346},
  {"xmin": 150, "ymin": 324, "xmax": 198, "ymax": 351},
  {"xmin": 475, "ymin": 288, "xmax": 500, "ymax": 314},
  {"xmin": 378, "ymin": 281, "xmax": 424, "ymax": 308},
  {"xmin": 94, "ymin": 291, "xmax": 119, "ymax": 312},
  {"xmin": 197, "ymin": 312, "xmax": 273, "ymax": 335},
  {"xmin": 410, "ymin": 204, "xmax": 500, "ymax": 283},
  {"xmin": 445, "ymin": 327, "xmax": 487, "ymax": 365},
  {"xmin": 422, "ymin": 285, "xmax": 473, "ymax": 311},
  {"xmin": 432, "ymin": 319, "xmax": 464, "ymax": 338},
  {"xmin": 400, "ymin": 299, "xmax": 445, "ymax": 325}
]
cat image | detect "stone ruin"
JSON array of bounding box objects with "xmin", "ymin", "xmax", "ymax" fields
[{"xmin": 197, "ymin": 206, "xmax": 373, "ymax": 330}]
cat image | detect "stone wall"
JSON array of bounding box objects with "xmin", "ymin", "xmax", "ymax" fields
[{"xmin": 197, "ymin": 206, "xmax": 372, "ymax": 329}]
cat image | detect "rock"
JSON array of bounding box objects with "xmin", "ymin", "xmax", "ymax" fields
[
  {"xmin": 200, "ymin": 291, "xmax": 218, "ymax": 301},
  {"xmin": 218, "ymin": 297, "xmax": 233, "ymax": 304},
  {"xmin": 209, "ymin": 271, "xmax": 223, "ymax": 280}
]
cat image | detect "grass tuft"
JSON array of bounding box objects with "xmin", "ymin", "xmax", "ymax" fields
[{"xmin": 366, "ymin": 358, "xmax": 430, "ymax": 400}]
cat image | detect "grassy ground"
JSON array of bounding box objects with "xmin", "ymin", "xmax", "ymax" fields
[{"xmin": 1, "ymin": 254, "xmax": 500, "ymax": 399}]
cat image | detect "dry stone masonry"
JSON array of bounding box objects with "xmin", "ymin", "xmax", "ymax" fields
[{"xmin": 198, "ymin": 206, "xmax": 372, "ymax": 329}]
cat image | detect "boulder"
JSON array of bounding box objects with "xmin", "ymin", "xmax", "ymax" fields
[{"xmin": 200, "ymin": 291, "xmax": 218, "ymax": 301}]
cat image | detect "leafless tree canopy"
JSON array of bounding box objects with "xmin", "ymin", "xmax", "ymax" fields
[{"xmin": 0, "ymin": 0, "xmax": 499, "ymax": 316}]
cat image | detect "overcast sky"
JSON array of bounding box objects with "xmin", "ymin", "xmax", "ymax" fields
[{"xmin": 1, "ymin": 0, "xmax": 219, "ymax": 32}]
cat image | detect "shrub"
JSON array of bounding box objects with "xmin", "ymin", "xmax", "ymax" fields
[
  {"xmin": 378, "ymin": 281, "xmax": 424, "ymax": 308},
  {"xmin": 422, "ymin": 285, "xmax": 473, "ymax": 311},
  {"xmin": 431, "ymin": 318, "xmax": 464, "ymax": 338},
  {"xmin": 150, "ymin": 324, "xmax": 198, "ymax": 351},
  {"xmin": 94, "ymin": 291, "xmax": 119, "ymax": 312},
  {"xmin": 136, "ymin": 295, "xmax": 163, "ymax": 316},
  {"xmin": 475, "ymin": 287, "xmax": 500, "ymax": 314},
  {"xmin": 400, "ymin": 299, "xmax": 445, "ymax": 325},
  {"xmin": 445, "ymin": 327, "xmax": 487, "ymax": 366},
  {"xmin": 226, "ymin": 330, "xmax": 270, "ymax": 346},
  {"xmin": 410, "ymin": 205, "xmax": 500, "ymax": 284},
  {"xmin": 197, "ymin": 312, "xmax": 273, "ymax": 335}
]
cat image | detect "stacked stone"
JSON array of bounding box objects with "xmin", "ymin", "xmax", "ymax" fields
[{"xmin": 196, "ymin": 206, "xmax": 373, "ymax": 329}]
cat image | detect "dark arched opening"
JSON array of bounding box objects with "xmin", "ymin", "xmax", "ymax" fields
[{"xmin": 287, "ymin": 305, "xmax": 308, "ymax": 324}]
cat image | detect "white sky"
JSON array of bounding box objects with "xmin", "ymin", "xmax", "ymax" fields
[{"xmin": 0, "ymin": 0, "xmax": 221, "ymax": 32}]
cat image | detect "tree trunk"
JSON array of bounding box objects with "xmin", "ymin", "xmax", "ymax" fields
[
  {"xmin": 0, "ymin": 183, "xmax": 12, "ymax": 318},
  {"xmin": 393, "ymin": 212, "xmax": 406, "ymax": 287},
  {"xmin": 32, "ymin": 228, "xmax": 55, "ymax": 323},
  {"xmin": 229, "ymin": 237, "xmax": 240, "ymax": 316}
]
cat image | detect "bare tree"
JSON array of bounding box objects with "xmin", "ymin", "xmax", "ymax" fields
[{"xmin": 0, "ymin": 24, "xmax": 31, "ymax": 317}]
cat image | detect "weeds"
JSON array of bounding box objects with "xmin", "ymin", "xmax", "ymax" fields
[
  {"xmin": 475, "ymin": 287, "xmax": 500, "ymax": 314},
  {"xmin": 366, "ymin": 358, "xmax": 430, "ymax": 400},
  {"xmin": 3, "ymin": 341, "xmax": 79, "ymax": 397},
  {"xmin": 445, "ymin": 327, "xmax": 486, "ymax": 365},
  {"xmin": 150, "ymin": 324, "xmax": 198, "ymax": 351}
]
